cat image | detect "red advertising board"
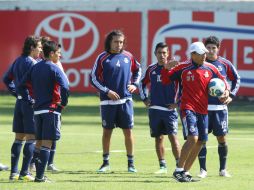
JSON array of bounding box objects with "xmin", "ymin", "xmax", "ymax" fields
[
  {"xmin": 0, "ymin": 11, "xmax": 141, "ymax": 92},
  {"xmin": 148, "ymin": 10, "xmax": 254, "ymax": 96}
]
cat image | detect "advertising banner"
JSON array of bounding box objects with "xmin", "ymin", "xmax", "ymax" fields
[
  {"xmin": 148, "ymin": 10, "xmax": 254, "ymax": 96},
  {"xmin": 0, "ymin": 11, "xmax": 141, "ymax": 92}
]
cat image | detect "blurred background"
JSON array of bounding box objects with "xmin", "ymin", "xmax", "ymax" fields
[{"xmin": 0, "ymin": 0, "xmax": 253, "ymax": 98}]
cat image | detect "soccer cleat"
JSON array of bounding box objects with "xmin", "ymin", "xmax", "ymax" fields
[
  {"xmin": 128, "ymin": 165, "xmax": 137, "ymax": 173},
  {"xmin": 173, "ymin": 170, "xmax": 190, "ymax": 182},
  {"xmin": 96, "ymin": 164, "xmax": 110, "ymax": 173},
  {"xmin": 0, "ymin": 163, "xmax": 8, "ymax": 171},
  {"xmin": 29, "ymin": 163, "xmax": 36, "ymax": 172},
  {"xmin": 19, "ymin": 173, "xmax": 35, "ymax": 182},
  {"xmin": 197, "ymin": 169, "xmax": 207, "ymax": 178},
  {"xmin": 47, "ymin": 164, "xmax": 60, "ymax": 172},
  {"xmin": 34, "ymin": 176, "xmax": 51, "ymax": 183},
  {"xmin": 154, "ymin": 167, "xmax": 167, "ymax": 174},
  {"xmin": 9, "ymin": 173, "xmax": 19, "ymax": 181},
  {"xmin": 219, "ymin": 169, "xmax": 231, "ymax": 177}
]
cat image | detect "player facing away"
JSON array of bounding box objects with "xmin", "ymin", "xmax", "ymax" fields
[
  {"xmin": 161, "ymin": 41, "xmax": 230, "ymax": 182},
  {"xmin": 197, "ymin": 36, "xmax": 241, "ymax": 178},
  {"xmin": 3, "ymin": 36, "xmax": 42, "ymax": 181},
  {"xmin": 90, "ymin": 30, "xmax": 141, "ymax": 173},
  {"xmin": 139, "ymin": 42, "xmax": 181, "ymax": 174},
  {"xmin": 18, "ymin": 41, "xmax": 69, "ymax": 182}
]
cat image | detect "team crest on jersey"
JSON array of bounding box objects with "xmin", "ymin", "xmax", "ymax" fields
[
  {"xmin": 217, "ymin": 65, "xmax": 223, "ymax": 71},
  {"xmin": 204, "ymin": 71, "xmax": 209, "ymax": 78},
  {"xmin": 124, "ymin": 57, "xmax": 129, "ymax": 63}
]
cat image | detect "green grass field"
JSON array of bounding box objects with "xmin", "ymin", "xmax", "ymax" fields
[{"xmin": 0, "ymin": 94, "xmax": 253, "ymax": 190}]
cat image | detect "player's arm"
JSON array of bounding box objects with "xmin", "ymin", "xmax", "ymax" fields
[
  {"xmin": 2, "ymin": 64, "xmax": 17, "ymax": 97},
  {"xmin": 17, "ymin": 67, "xmax": 33, "ymax": 104},
  {"xmin": 226, "ymin": 62, "xmax": 241, "ymax": 99},
  {"xmin": 138, "ymin": 67, "xmax": 151, "ymax": 107},
  {"xmin": 90, "ymin": 55, "xmax": 111, "ymax": 95},
  {"xmin": 161, "ymin": 61, "xmax": 181, "ymax": 85},
  {"xmin": 55, "ymin": 67, "xmax": 70, "ymax": 109},
  {"xmin": 128, "ymin": 57, "xmax": 141, "ymax": 93}
]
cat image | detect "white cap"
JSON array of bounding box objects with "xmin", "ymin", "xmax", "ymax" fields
[{"xmin": 189, "ymin": 41, "xmax": 209, "ymax": 54}]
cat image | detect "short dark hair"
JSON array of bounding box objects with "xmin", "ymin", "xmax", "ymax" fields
[
  {"xmin": 204, "ymin": 36, "xmax": 220, "ymax": 48},
  {"xmin": 41, "ymin": 36, "xmax": 51, "ymax": 46},
  {"xmin": 104, "ymin": 30, "xmax": 125, "ymax": 53},
  {"xmin": 43, "ymin": 41, "xmax": 61, "ymax": 58},
  {"xmin": 154, "ymin": 42, "xmax": 168, "ymax": 54},
  {"xmin": 22, "ymin": 36, "xmax": 41, "ymax": 56}
]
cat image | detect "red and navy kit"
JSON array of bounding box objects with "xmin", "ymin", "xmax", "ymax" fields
[
  {"xmin": 3, "ymin": 56, "xmax": 37, "ymax": 134},
  {"xmin": 90, "ymin": 50, "xmax": 141, "ymax": 129},
  {"xmin": 90, "ymin": 50, "xmax": 141, "ymax": 101},
  {"xmin": 207, "ymin": 56, "xmax": 240, "ymax": 106},
  {"xmin": 139, "ymin": 63, "xmax": 179, "ymax": 137},
  {"xmin": 18, "ymin": 60, "xmax": 69, "ymax": 112},
  {"xmin": 161, "ymin": 60, "xmax": 229, "ymax": 114},
  {"xmin": 139, "ymin": 63, "xmax": 178, "ymax": 106}
]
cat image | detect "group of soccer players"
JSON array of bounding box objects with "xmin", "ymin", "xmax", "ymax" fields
[
  {"xmin": 2, "ymin": 29, "xmax": 240, "ymax": 183},
  {"xmin": 91, "ymin": 30, "xmax": 240, "ymax": 183},
  {"xmin": 2, "ymin": 36, "xmax": 69, "ymax": 182}
]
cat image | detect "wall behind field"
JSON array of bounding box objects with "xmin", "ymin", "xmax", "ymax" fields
[{"xmin": 0, "ymin": 0, "xmax": 253, "ymax": 96}]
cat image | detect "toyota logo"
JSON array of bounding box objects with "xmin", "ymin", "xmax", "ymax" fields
[{"xmin": 35, "ymin": 13, "xmax": 99, "ymax": 64}]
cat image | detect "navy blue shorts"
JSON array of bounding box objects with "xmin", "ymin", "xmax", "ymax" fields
[
  {"xmin": 34, "ymin": 113, "xmax": 61, "ymax": 140},
  {"xmin": 13, "ymin": 100, "xmax": 35, "ymax": 134},
  {"xmin": 149, "ymin": 109, "xmax": 178, "ymax": 137},
  {"xmin": 181, "ymin": 109, "xmax": 208, "ymax": 142},
  {"xmin": 208, "ymin": 109, "xmax": 228, "ymax": 136},
  {"xmin": 100, "ymin": 100, "xmax": 134, "ymax": 129}
]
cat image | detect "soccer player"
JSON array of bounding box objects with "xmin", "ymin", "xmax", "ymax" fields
[
  {"xmin": 197, "ymin": 36, "xmax": 240, "ymax": 178},
  {"xmin": 161, "ymin": 41, "xmax": 230, "ymax": 182},
  {"xmin": 18, "ymin": 41, "xmax": 69, "ymax": 182},
  {"xmin": 139, "ymin": 42, "xmax": 181, "ymax": 174},
  {"xmin": 90, "ymin": 30, "xmax": 141, "ymax": 173},
  {"xmin": 29, "ymin": 36, "xmax": 67, "ymax": 173},
  {"xmin": 3, "ymin": 36, "xmax": 42, "ymax": 181}
]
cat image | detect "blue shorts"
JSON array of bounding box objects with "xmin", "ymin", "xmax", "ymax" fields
[
  {"xmin": 181, "ymin": 109, "xmax": 208, "ymax": 142},
  {"xmin": 149, "ymin": 109, "xmax": 178, "ymax": 137},
  {"xmin": 13, "ymin": 100, "xmax": 35, "ymax": 134},
  {"xmin": 100, "ymin": 100, "xmax": 134, "ymax": 129},
  {"xmin": 34, "ymin": 113, "xmax": 61, "ymax": 140},
  {"xmin": 208, "ymin": 109, "xmax": 228, "ymax": 136}
]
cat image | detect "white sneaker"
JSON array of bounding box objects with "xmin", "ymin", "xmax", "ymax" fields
[
  {"xmin": 97, "ymin": 164, "xmax": 110, "ymax": 173},
  {"xmin": 47, "ymin": 164, "xmax": 60, "ymax": 173},
  {"xmin": 29, "ymin": 163, "xmax": 36, "ymax": 172},
  {"xmin": 0, "ymin": 163, "xmax": 8, "ymax": 171},
  {"xmin": 154, "ymin": 167, "xmax": 167, "ymax": 174},
  {"xmin": 219, "ymin": 169, "xmax": 231, "ymax": 177},
  {"xmin": 197, "ymin": 169, "xmax": 207, "ymax": 178}
]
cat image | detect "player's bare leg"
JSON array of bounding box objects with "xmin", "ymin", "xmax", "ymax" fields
[
  {"xmin": 123, "ymin": 129, "xmax": 137, "ymax": 172},
  {"xmin": 97, "ymin": 128, "xmax": 113, "ymax": 172},
  {"xmin": 168, "ymin": 134, "xmax": 181, "ymax": 164}
]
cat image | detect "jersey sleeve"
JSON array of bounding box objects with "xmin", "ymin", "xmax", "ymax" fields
[
  {"xmin": 55, "ymin": 67, "xmax": 70, "ymax": 107},
  {"xmin": 130, "ymin": 58, "xmax": 141, "ymax": 86},
  {"xmin": 90, "ymin": 54, "xmax": 110, "ymax": 95},
  {"xmin": 2, "ymin": 63, "xmax": 17, "ymax": 97},
  {"xmin": 138, "ymin": 67, "xmax": 151, "ymax": 101},
  {"xmin": 226, "ymin": 62, "xmax": 241, "ymax": 98}
]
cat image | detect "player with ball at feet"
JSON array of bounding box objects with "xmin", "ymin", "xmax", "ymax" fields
[
  {"xmin": 197, "ymin": 36, "xmax": 241, "ymax": 179},
  {"xmin": 161, "ymin": 41, "xmax": 230, "ymax": 182}
]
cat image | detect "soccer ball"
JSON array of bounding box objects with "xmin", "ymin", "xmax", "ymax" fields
[{"xmin": 208, "ymin": 78, "xmax": 225, "ymax": 97}]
